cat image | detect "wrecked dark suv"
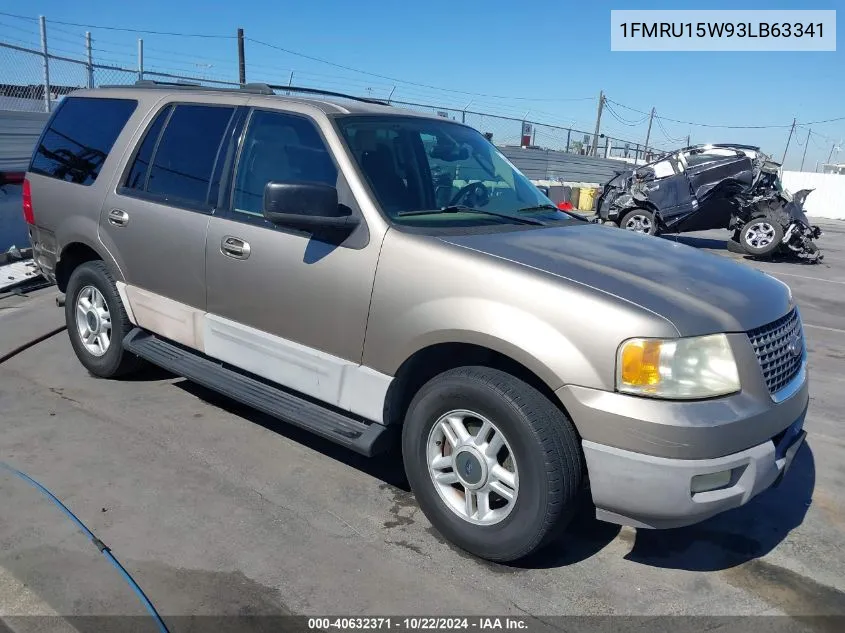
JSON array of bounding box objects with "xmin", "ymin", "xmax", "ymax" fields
[{"xmin": 595, "ymin": 144, "xmax": 823, "ymax": 262}]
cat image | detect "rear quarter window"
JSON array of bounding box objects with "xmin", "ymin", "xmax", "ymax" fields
[{"xmin": 29, "ymin": 97, "xmax": 137, "ymax": 186}]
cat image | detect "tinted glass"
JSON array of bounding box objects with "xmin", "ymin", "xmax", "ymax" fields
[
  {"xmin": 147, "ymin": 104, "xmax": 234, "ymax": 207},
  {"xmin": 233, "ymin": 110, "xmax": 338, "ymax": 216},
  {"xmin": 124, "ymin": 106, "xmax": 170, "ymax": 191},
  {"xmin": 29, "ymin": 97, "xmax": 137, "ymax": 185},
  {"xmin": 336, "ymin": 115, "xmax": 571, "ymax": 227}
]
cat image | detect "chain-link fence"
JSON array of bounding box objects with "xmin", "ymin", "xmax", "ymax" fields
[{"xmin": 0, "ymin": 32, "xmax": 664, "ymax": 164}]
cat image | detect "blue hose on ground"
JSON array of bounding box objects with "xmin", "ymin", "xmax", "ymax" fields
[{"xmin": 0, "ymin": 461, "xmax": 171, "ymax": 633}]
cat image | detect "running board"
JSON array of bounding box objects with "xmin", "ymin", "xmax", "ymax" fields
[{"xmin": 123, "ymin": 329, "xmax": 393, "ymax": 456}]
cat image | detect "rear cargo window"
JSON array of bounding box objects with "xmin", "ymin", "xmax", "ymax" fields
[
  {"xmin": 29, "ymin": 97, "xmax": 137, "ymax": 186},
  {"xmin": 144, "ymin": 104, "xmax": 234, "ymax": 208}
]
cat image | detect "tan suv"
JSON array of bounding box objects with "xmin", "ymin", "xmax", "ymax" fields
[{"xmin": 24, "ymin": 82, "xmax": 809, "ymax": 562}]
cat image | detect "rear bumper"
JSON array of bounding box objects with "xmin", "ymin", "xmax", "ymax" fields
[
  {"xmin": 27, "ymin": 224, "xmax": 57, "ymax": 284},
  {"xmin": 583, "ymin": 413, "xmax": 806, "ymax": 529}
]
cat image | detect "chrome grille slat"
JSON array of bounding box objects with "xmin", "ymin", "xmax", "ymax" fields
[{"xmin": 747, "ymin": 309, "xmax": 803, "ymax": 395}]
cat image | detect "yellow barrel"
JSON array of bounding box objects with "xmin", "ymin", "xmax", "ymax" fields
[{"xmin": 578, "ymin": 187, "xmax": 597, "ymax": 212}]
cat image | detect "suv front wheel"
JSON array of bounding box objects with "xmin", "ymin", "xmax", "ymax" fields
[
  {"xmin": 65, "ymin": 261, "xmax": 143, "ymax": 378},
  {"xmin": 402, "ymin": 366, "xmax": 583, "ymax": 562}
]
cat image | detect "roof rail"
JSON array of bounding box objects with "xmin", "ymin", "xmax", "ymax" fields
[
  {"xmin": 265, "ymin": 84, "xmax": 390, "ymax": 105},
  {"xmin": 97, "ymin": 80, "xmax": 391, "ymax": 104}
]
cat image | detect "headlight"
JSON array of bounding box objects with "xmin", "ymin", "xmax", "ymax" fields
[{"xmin": 616, "ymin": 334, "xmax": 740, "ymax": 399}]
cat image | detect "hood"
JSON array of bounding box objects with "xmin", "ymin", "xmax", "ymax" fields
[{"xmin": 441, "ymin": 224, "xmax": 793, "ymax": 336}]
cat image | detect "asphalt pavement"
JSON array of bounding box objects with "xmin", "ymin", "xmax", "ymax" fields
[{"xmin": 1, "ymin": 220, "xmax": 844, "ymax": 632}]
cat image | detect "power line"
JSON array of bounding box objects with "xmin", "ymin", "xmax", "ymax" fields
[
  {"xmin": 603, "ymin": 101, "xmax": 648, "ymax": 126},
  {"xmin": 799, "ymin": 115, "xmax": 845, "ymax": 126},
  {"xmin": 0, "ymin": 10, "xmax": 234, "ymax": 38},
  {"xmin": 247, "ymin": 36, "xmax": 595, "ymax": 103},
  {"xmin": 0, "ymin": 10, "xmax": 37, "ymax": 21},
  {"xmin": 0, "ymin": 20, "xmax": 40, "ymax": 37},
  {"xmin": 654, "ymin": 115, "xmax": 686, "ymax": 143},
  {"xmin": 607, "ymin": 97, "xmax": 793, "ymax": 129}
]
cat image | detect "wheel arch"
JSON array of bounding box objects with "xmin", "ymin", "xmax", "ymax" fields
[
  {"xmin": 55, "ymin": 240, "xmax": 112, "ymax": 292},
  {"xmin": 382, "ymin": 339, "xmax": 572, "ymax": 430}
]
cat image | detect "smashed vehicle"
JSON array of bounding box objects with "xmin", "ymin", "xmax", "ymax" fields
[{"xmin": 595, "ymin": 144, "xmax": 823, "ymax": 262}]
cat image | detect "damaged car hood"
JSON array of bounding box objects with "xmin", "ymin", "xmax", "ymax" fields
[{"xmin": 442, "ymin": 224, "xmax": 792, "ymax": 336}]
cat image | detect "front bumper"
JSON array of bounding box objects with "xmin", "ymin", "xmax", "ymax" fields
[
  {"xmin": 582, "ymin": 413, "xmax": 806, "ymax": 529},
  {"xmin": 555, "ymin": 330, "xmax": 809, "ymax": 529}
]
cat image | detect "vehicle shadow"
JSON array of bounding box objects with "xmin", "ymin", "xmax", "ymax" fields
[
  {"xmin": 662, "ymin": 234, "xmax": 729, "ymax": 251},
  {"xmin": 622, "ymin": 441, "xmax": 815, "ymax": 572},
  {"xmin": 173, "ymin": 379, "xmax": 410, "ymax": 491},
  {"xmin": 174, "ymin": 379, "xmax": 813, "ymax": 572},
  {"xmin": 511, "ymin": 497, "xmax": 622, "ymax": 568}
]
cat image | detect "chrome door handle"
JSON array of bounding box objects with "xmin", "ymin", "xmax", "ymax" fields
[
  {"xmin": 108, "ymin": 209, "xmax": 129, "ymax": 227},
  {"xmin": 221, "ymin": 236, "xmax": 251, "ymax": 260}
]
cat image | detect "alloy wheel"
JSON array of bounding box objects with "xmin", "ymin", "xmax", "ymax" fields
[
  {"xmin": 75, "ymin": 285, "xmax": 112, "ymax": 357},
  {"xmin": 426, "ymin": 409, "xmax": 519, "ymax": 526}
]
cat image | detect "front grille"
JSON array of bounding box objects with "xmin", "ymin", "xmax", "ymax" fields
[{"xmin": 747, "ymin": 309, "xmax": 804, "ymax": 395}]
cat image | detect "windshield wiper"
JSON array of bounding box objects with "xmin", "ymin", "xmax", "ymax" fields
[
  {"xmin": 514, "ymin": 204, "xmax": 560, "ymax": 212},
  {"xmin": 516, "ymin": 204, "xmax": 589, "ymax": 222},
  {"xmin": 397, "ymin": 205, "xmax": 546, "ymax": 226}
]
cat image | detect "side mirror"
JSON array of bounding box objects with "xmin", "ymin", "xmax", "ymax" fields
[{"xmin": 262, "ymin": 181, "xmax": 360, "ymax": 233}]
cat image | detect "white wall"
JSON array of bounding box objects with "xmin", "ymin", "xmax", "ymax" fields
[{"xmin": 781, "ymin": 171, "xmax": 845, "ymax": 220}]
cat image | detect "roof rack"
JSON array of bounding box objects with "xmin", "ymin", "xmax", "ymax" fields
[
  {"xmin": 97, "ymin": 80, "xmax": 389, "ymax": 105},
  {"xmin": 261, "ymin": 84, "xmax": 390, "ymax": 105}
]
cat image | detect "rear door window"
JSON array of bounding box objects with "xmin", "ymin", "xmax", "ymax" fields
[
  {"xmin": 145, "ymin": 104, "xmax": 235, "ymax": 208},
  {"xmin": 29, "ymin": 97, "xmax": 137, "ymax": 185}
]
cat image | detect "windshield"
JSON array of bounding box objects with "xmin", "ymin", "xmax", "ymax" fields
[{"xmin": 335, "ymin": 115, "xmax": 575, "ymax": 227}]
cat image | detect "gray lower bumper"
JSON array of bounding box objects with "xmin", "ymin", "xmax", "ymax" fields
[{"xmin": 584, "ymin": 416, "xmax": 806, "ymax": 529}]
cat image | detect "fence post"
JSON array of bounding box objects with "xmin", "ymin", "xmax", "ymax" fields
[
  {"xmin": 85, "ymin": 31, "xmax": 94, "ymax": 88},
  {"xmin": 137, "ymin": 39, "xmax": 144, "ymax": 81},
  {"xmin": 565, "ymin": 128, "xmax": 571, "ymax": 153},
  {"xmin": 604, "ymin": 136, "xmax": 610, "ymax": 158},
  {"xmin": 39, "ymin": 16, "xmax": 51, "ymax": 112}
]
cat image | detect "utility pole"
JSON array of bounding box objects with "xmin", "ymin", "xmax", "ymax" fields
[
  {"xmin": 781, "ymin": 118, "xmax": 796, "ymax": 164},
  {"xmin": 800, "ymin": 128, "xmax": 811, "ymax": 172},
  {"xmin": 826, "ymin": 142, "xmax": 837, "ymax": 165},
  {"xmin": 39, "ymin": 16, "xmax": 51, "ymax": 112},
  {"xmin": 591, "ymin": 90, "xmax": 604, "ymax": 156},
  {"xmin": 137, "ymin": 38, "xmax": 144, "ymax": 81},
  {"xmin": 237, "ymin": 28, "xmax": 246, "ymax": 85},
  {"xmin": 85, "ymin": 31, "xmax": 93, "ymax": 89},
  {"xmin": 686, "ymin": 134, "xmax": 690, "ymax": 147},
  {"xmin": 642, "ymin": 107, "xmax": 655, "ymax": 160}
]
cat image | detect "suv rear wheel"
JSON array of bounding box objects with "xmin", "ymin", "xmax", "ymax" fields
[
  {"xmin": 65, "ymin": 261, "xmax": 143, "ymax": 378},
  {"xmin": 402, "ymin": 366, "xmax": 583, "ymax": 562}
]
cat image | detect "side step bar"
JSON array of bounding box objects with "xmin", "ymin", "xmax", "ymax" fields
[{"xmin": 123, "ymin": 329, "xmax": 394, "ymax": 456}]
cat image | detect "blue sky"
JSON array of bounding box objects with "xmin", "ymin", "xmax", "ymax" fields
[{"xmin": 2, "ymin": 0, "xmax": 842, "ymax": 169}]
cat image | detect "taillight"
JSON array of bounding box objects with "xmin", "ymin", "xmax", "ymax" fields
[{"xmin": 22, "ymin": 177, "xmax": 34, "ymax": 224}]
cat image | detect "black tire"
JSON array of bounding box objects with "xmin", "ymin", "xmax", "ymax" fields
[
  {"xmin": 739, "ymin": 216, "xmax": 783, "ymax": 256},
  {"xmin": 620, "ymin": 209, "xmax": 658, "ymax": 236},
  {"xmin": 65, "ymin": 261, "xmax": 144, "ymax": 378},
  {"xmin": 402, "ymin": 366, "xmax": 583, "ymax": 562}
]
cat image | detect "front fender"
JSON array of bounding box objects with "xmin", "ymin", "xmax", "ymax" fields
[{"xmin": 367, "ymin": 296, "xmax": 604, "ymax": 392}]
